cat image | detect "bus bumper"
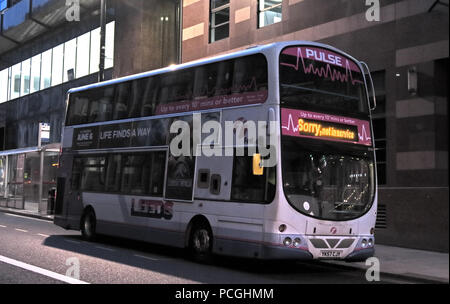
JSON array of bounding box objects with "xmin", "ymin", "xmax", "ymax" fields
[{"xmin": 261, "ymin": 245, "xmax": 314, "ymax": 260}]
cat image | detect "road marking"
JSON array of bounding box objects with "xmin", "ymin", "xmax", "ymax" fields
[
  {"xmin": 14, "ymin": 228, "xmax": 28, "ymax": 233},
  {"xmin": 4, "ymin": 213, "xmax": 50, "ymax": 222},
  {"xmin": 37, "ymin": 233, "xmax": 49, "ymax": 237},
  {"xmin": 0, "ymin": 255, "xmax": 89, "ymax": 284},
  {"xmin": 96, "ymin": 246, "xmax": 115, "ymax": 252},
  {"xmin": 0, "ymin": 225, "xmax": 6, "ymax": 228},
  {"xmin": 133, "ymin": 254, "xmax": 159, "ymax": 261}
]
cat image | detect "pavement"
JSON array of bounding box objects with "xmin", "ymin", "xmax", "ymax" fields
[
  {"xmin": 326, "ymin": 244, "xmax": 449, "ymax": 283},
  {"xmin": 0, "ymin": 206, "xmax": 54, "ymax": 221},
  {"xmin": 0, "ymin": 206, "xmax": 448, "ymax": 284}
]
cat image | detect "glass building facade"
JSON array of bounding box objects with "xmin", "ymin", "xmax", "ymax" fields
[
  {"xmin": 0, "ymin": 0, "xmax": 182, "ymax": 215},
  {"xmin": 0, "ymin": 22, "xmax": 115, "ymax": 104}
]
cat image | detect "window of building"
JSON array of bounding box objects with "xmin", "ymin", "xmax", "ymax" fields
[
  {"xmin": 209, "ymin": 0, "xmax": 230, "ymax": 43},
  {"xmin": 10, "ymin": 63, "xmax": 21, "ymax": 100},
  {"xmin": 371, "ymin": 71, "xmax": 387, "ymax": 185},
  {"xmin": 63, "ymin": 38, "xmax": 77, "ymax": 82},
  {"xmin": 51, "ymin": 44, "xmax": 64, "ymax": 87},
  {"xmin": 30, "ymin": 54, "xmax": 41, "ymax": 94},
  {"xmin": 41, "ymin": 49, "xmax": 52, "ymax": 89},
  {"xmin": 105, "ymin": 21, "xmax": 115, "ymax": 69},
  {"xmin": 90, "ymin": 28, "xmax": 101, "ymax": 74},
  {"xmin": 20, "ymin": 59, "xmax": 31, "ymax": 96},
  {"xmin": 1, "ymin": 22, "xmax": 115, "ymax": 102},
  {"xmin": 0, "ymin": 69, "xmax": 8, "ymax": 103},
  {"xmin": 258, "ymin": 0, "xmax": 282, "ymax": 28},
  {"xmin": 76, "ymin": 32, "xmax": 90, "ymax": 78}
]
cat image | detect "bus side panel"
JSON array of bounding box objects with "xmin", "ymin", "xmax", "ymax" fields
[
  {"xmin": 95, "ymin": 219, "xmax": 186, "ymax": 248},
  {"xmin": 83, "ymin": 193, "xmax": 185, "ymax": 248}
]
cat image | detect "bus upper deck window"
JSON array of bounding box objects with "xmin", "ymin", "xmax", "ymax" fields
[{"xmin": 113, "ymin": 83, "xmax": 131, "ymax": 120}]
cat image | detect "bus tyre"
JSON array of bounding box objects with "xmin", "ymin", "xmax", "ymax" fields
[
  {"xmin": 189, "ymin": 223, "xmax": 213, "ymax": 263},
  {"xmin": 81, "ymin": 209, "xmax": 97, "ymax": 241}
]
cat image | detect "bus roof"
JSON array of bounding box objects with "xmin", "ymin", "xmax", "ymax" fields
[{"xmin": 67, "ymin": 40, "xmax": 361, "ymax": 95}]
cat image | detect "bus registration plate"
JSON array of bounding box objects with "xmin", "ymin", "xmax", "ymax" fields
[{"xmin": 320, "ymin": 250, "xmax": 342, "ymax": 258}]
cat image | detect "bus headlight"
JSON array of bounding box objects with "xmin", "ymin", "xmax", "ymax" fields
[
  {"xmin": 293, "ymin": 238, "xmax": 302, "ymax": 247},
  {"xmin": 283, "ymin": 237, "xmax": 292, "ymax": 246},
  {"xmin": 361, "ymin": 239, "xmax": 367, "ymax": 248}
]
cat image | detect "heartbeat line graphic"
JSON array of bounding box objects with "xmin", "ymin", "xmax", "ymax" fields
[
  {"xmin": 359, "ymin": 124, "xmax": 372, "ymax": 142},
  {"xmin": 282, "ymin": 113, "xmax": 299, "ymax": 132},
  {"xmin": 281, "ymin": 48, "xmax": 364, "ymax": 86}
]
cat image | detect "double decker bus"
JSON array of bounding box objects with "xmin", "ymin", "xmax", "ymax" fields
[{"xmin": 54, "ymin": 41, "xmax": 378, "ymax": 262}]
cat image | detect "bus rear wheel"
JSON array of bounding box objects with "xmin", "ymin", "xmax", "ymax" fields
[
  {"xmin": 189, "ymin": 222, "xmax": 213, "ymax": 263},
  {"xmin": 81, "ymin": 209, "xmax": 97, "ymax": 241}
]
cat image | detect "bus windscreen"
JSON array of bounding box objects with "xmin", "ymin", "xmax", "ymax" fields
[{"xmin": 279, "ymin": 46, "xmax": 369, "ymax": 117}]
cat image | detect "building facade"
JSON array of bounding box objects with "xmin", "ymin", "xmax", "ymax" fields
[{"xmin": 0, "ymin": 0, "xmax": 448, "ymax": 252}]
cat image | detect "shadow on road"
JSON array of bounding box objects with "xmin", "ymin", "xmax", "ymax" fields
[{"xmin": 42, "ymin": 233, "xmax": 373, "ymax": 284}]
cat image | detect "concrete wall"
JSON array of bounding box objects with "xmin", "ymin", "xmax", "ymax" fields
[{"xmin": 113, "ymin": 0, "xmax": 181, "ymax": 77}]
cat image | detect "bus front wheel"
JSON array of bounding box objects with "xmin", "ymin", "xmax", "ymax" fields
[
  {"xmin": 81, "ymin": 209, "xmax": 97, "ymax": 241},
  {"xmin": 189, "ymin": 222, "xmax": 213, "ymax": 263}
]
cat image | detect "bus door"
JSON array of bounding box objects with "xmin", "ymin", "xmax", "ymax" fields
[{"xmin": 65, "ymin": 155, "xmax": 84, "ymax": 222}]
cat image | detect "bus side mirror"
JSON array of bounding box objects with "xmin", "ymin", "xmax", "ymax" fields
[
  {"xmin": 360, "ymin": 61, "xmax": 377, "ymax": 111},
  {"xmin": 253, "ymin": 153, "xmax": 264, "ymax": 176}
]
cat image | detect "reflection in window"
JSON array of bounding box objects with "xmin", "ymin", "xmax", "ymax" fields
[
  {"xmin": 159, "ymin": 70, "xmax": 193, "ymax": 104},
  {"xmin": 87, "ymin": 86, "xmax": 114, "ymax": 123},
  {"xmin": 80, "ymin": 157, "xmax": 106, "ymax": 192},
  {"xmin": 137, "ymin": 78, "xmax": 157, "ymax": 118},
  {"xmin": 64, "ymin": 38, "xmax": 77, "ymax": 82},
  {"xmin": 10, "ymin": 63, "xmax": 21, "ymax": 100},
  {"xmin": 41, "ymin": 49, "xmax": 52, "ymax": 89},
  {"xmin": 233, "ymin": 56, "xmax": 268, "ymax": 93},
  {"xmin": 73, "ymin": 152, "xmax": 166, "ymax": 196},
  {"xmin": 210, "ymin": 0, "xmax": 230, "ymax": 43},
  {"xmin": 105, "ymin": 154, "xmax": 122, "ymax": 192},
  {"xmin": 76, "ymin": 32, "xmax": 90, "ymax": 78},
  {"xmin": 30, "ymin": 54, "xmax": 41, "ymax": 93},
  {"xmin": 122, "ymin": 155, "xmax": 147, "ymax": 194},
  {"xmin": 51, "ymin": 44, "xmax": 64, "ymax": 87},
  {"xmin": 258, "ymin": 0, "xmax": 282, "ymax": 28},
  {"xmin": 90, "ymin": 28, "xmax": 101, "ymax": 74},
  {"xmin": 113, "ymin": 82, "xmax": 131, "ymax": 120},
  {"xmin": 68, "ymin": 95, "xmax": 89, "ymax": 125}
]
